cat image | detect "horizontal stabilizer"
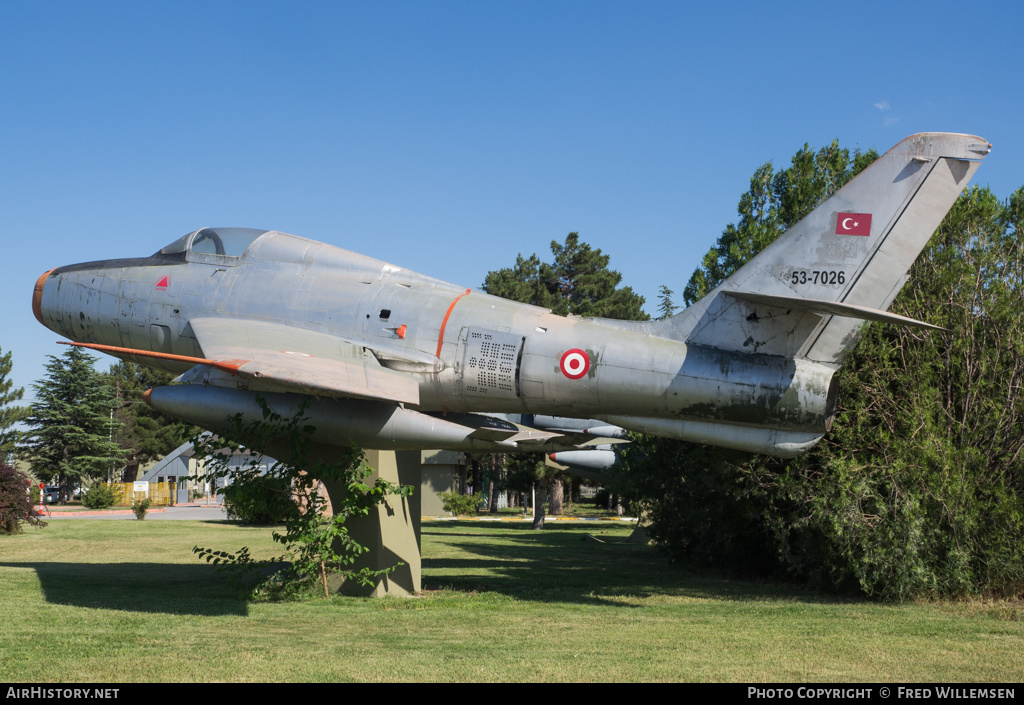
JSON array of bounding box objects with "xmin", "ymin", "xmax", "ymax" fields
[{"xmin": 724, "ymin": 291, "xmax": 946, "ymax": 331}]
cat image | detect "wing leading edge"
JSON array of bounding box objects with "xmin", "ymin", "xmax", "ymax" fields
[
  {"xmin": 185, "ymin": 318, "xmax": 421, "ymax": 405},
  {"xmin": 63, "ymin": 318, "xmax": 422, "ymax": 405}
]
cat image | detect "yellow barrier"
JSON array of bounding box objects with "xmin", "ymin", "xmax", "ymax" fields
[{"xmin": 106, "ymin": 482, "xmax": 177, "ymax": 507}]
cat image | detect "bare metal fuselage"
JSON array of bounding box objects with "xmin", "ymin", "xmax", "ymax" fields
[
  {"xmin": 35, "ymin": 133, "xmax": 989, "ymax": 457},
  {"xmin": 36, "ymin": 233, "xmax": 834, "ymax": 456}
]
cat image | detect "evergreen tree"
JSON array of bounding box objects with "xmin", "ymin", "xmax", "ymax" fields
[
  {"xmin": 483, "ymin": 233, "xmax": 647, "ymax": 521},
  {"xmin": 0, "ymin": 346, "xmax": 31, "ymax": 463},
  {"xmin": 481, "ymin": 253, "xmax": 544, "ymax": 309},
  {"xmin": 21, "ymin": 347, "xmax": 124, "ymax": 501},
  {"xmin": 656, "ymin": 285, "xmax": 676, "ymax": 319},
  {"xmin": 483, "ymin": 232, "xmax": 648, "ymax": 320},
  {"xmin": 103, "ymin": 361, "xmax": 193, "ymax": 482}
]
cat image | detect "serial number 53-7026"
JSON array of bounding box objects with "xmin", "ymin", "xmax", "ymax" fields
[{"xmin": 791, "ymin": 270, "xmax": 846, "ymax": 285}]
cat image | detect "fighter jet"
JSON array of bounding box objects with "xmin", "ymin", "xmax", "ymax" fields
[{"xmin": 32, "ymin": 133, "xmax": 990, "ymax": 458}]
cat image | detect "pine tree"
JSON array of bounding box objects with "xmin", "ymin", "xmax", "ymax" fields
[
  {"xmin": 0, "ymin": 346, "xmax": 31, "ymax": 463},
  {"xmin": 22, "ymin": 347, "xmax": 124, "ymax": 501},
  {"xmin": 483, "ymin": 232, "xmax": 648, "ymax": 321},
  {"xmin": 482, "ymin": 232, "xmax": 647, "ymax": 522},
  {"xmin": 656, "ymin": 285, "xmax": 676, "ymax": 319},
  {"xmin": 103, "ymin": 361, "xmax": 193, "ymax": 482}
]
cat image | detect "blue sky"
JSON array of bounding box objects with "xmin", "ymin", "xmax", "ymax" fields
[{"xmin": 2, "ymin": 0, "xmax": 1021, "ymax": 401}]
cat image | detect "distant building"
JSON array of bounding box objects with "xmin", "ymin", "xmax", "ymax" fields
[{"xmin": 140, "ymin": 436, "xmax": 462, "ymax": 514}]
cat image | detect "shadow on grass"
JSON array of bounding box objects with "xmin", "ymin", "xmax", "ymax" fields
[
  {"xmin": 421, "ymin": 521, "xmax": 848, "ymax": 607},
  {"xmin": 5, "ymin": 520, "xmax": 852, "ymax": 612},
  {"xmin": 0, "ymin": 561, "xmax": 251, "ymax": 616}
]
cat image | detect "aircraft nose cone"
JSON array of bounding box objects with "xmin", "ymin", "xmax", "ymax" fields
[{"xmin": 32, "ymin": 269, "xmax": 55, "ymax": 326}]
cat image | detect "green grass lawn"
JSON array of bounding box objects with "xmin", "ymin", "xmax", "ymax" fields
[{"xmin": 0, "ymin": 519, "xmax": 1020, "ymax": 682}]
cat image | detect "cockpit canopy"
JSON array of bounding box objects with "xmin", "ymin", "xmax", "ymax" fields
[{"xmin": 157, "ymin": 227, "xmax": 270, "ymax": 258}]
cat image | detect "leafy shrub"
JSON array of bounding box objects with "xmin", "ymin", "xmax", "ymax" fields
[
  {"xmin": 132, "ymin": 497, "xmax": 151, "ymax": 520},
  {"xmin": 82, "ymin": 483, "xmax": 122, "ymax": 509},
  {"xmin": 437, "ymin": 491, "xmax": 480, "ymax": 516},
  {"xmin": 222, "ymin": 475, "xmax": 296, "ymax": 525},
  {"xmin": 192, "ymin": 400, "xmax": 412, "ymax": 599},
  {"xmin": 617, "ymin": 177, "xmax": 1024, "ymax": 601},
  {"xmin": 0, "ymin": 463, "xmax": 46, "ymax": 534}
]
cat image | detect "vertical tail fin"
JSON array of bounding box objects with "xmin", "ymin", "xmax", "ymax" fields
[{"xmin": 667, "ymin": 133, "xmax": 990, "ymax": 364}]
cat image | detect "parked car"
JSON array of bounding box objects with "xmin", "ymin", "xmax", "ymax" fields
[{"xmin": 43, "ymin": 486, "xmax": 60, "ymax": 503}]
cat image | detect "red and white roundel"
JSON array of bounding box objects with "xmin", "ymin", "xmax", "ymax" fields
[{"xmin": 559, "ymin": 349, "xmax": 590, "ymax": 380}]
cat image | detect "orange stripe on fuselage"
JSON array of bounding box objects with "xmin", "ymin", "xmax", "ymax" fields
[
  {"xmin": 59, "ymin": 341, "xmax": 250, "ymax": 374},
  {"xmin": 436, "ymin": 289, "xmax": 472, "ymax": 359}
]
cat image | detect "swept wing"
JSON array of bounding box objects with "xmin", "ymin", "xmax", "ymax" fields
[{"xmin": 65, "ymin": 317, "xmax": 422, "ymax": 405}]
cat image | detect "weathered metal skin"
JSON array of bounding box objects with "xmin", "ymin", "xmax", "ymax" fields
[
  {"xmin": 33, "ymin": 133, "xmax": 990, "ymax": 457},
  {"xmin": 35, "ymin": 235, "xmax": 837, "ymax": 450}
]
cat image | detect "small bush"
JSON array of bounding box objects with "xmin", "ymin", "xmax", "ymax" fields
[
  {"xmin": 0, "ymin": 463, "xmax": 46, "ymax": 534},
  {"xmin": 222, "ymin": 476, "xmax": 296, "ymax": 525},
  {"xmin": 437, "ymin": 491, "xmax": 480, "ymax": 516},
  {"xmin": 132, "ymin": 497, "xmax": 151, "ymax": 520},
  {"xmin": 82, "ymin": 484, "xmax": 123, "ymax": 509}
]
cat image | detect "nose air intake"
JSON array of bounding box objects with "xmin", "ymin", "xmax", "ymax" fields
[{"xmin": 32, "ymin": 269, "xmax": 54, "ymax": 326}]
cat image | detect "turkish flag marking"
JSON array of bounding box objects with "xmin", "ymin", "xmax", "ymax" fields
[
  {"xmin": 836, "ymin": 212, "xmax": 872, "ymax": 236},
  {"xmin": 156, "ymin": 275, "xmax": 170, "ymax": 290}
]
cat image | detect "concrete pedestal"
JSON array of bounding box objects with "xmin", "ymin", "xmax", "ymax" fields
[{"xmin": 320, "ymin": 449, "xmax": 422, "ymax": 597}]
